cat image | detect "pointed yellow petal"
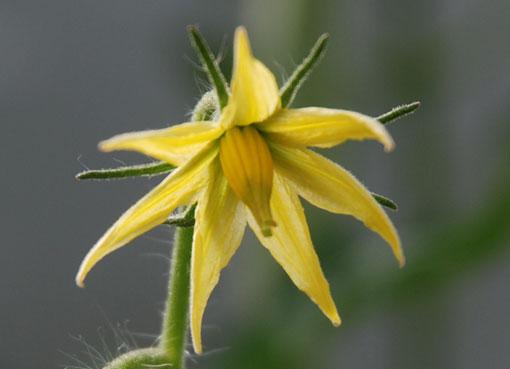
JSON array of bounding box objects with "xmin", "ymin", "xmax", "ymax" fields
[
  {"xmin": 190, "ymin": 159, "xmax": 246, "ymax": 354},
  {"xmin": 248, "ymin": 175, "xmax": 341, "ymax": 326},
  {"xmin": 76, "ymin": 143, "xmax": 219, "ymax": 287},
  {"xmin": 228, "ymin": 26, "xmax": 280, "ymax": 127},
  {"xmin": 99, "ymin": 121, "xmax": 223, "ymax": 166},
  {"xmin": 219, "ymin": 126, "xmax": 276, "ymax": 236},
  {"xmin": 272, "ymin": 144, "xmax": 404, "ymax": 266},
  {"xmin": 259, "ymin": 107, "xmax": 394, "ymax": 151}
]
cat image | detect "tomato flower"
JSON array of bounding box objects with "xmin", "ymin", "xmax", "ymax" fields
[{"xmin": 76, "ymin": 27, "xmax": 404, "ymax": 353}]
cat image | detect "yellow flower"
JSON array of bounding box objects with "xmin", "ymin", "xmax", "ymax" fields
[{"xmin": 76, "ymin": 27, "xmax": 404, "ymax": 353}]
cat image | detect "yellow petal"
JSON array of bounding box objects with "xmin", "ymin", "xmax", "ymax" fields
[
  {"xmin": 271, "ymin": 144, "xmax": 404, "ymax": 266},
  {"xmin": 99, "ymin": 121, "xmax": 223, "ymax": 166},
  {"xmin": 259, "ymin": 107, "xmax": 394, "ymax": 151},
  {"xmin": 190, "ymin": 159, "xmax": 246, "ymax": 354},
  {"xmin": 219, "ymin": 126, "xmax": 276, "ymax": 236},
  {"xmin": 227, "ymin": 26, "xmax": 281, "ymax": 127},
  {"xmin": 248, "ymin": 175, "xmax": 341, "ymax": 326},
  {"xmin": 75, "ymin": 143, "xmax": 219, "ymax": 287}
]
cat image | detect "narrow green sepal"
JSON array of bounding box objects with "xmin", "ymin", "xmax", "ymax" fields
[
  {"xmin": 187, "ymin": 25, "xmax": 230, "ymax": 110},
  {"xmin": 280, "ymin": 33, "xmax": 330, "ymax": 108},
  {"xmin": 165, "ymin": 204, "xmax": 197, "ymax": 227},
  {"xmin": 372, "ymin": 192, "xmax": 398, "ymax": 211},
  {"xmin": 76, "ymin": 161, "xmax": 174, "ymax": 180},
  {"xmin": 377, "ymin": 101, "xmax": 421, "ymax": 125}
]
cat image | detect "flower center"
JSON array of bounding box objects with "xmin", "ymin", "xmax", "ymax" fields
[{"xmin": 219, "ymin": 126, "xmax": 276, "ymax": 236}]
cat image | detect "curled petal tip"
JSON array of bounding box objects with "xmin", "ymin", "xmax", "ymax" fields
[
  {"xmin": 391, "ymin": 236, "xmax": 405, "ymax": 267},
  {"xmin": 381, "ymin": 132, "xmax": 396, "ymax": 152},
  {"xmin": 398, "ymin": 254, "xmax": 406, "ymax": 268},
  {"xmin": 76, "ymin": 253, "xmax": 94, "ymax": 288},
  {"xmin": 98, "ymin": 140, "xmax": 111, "ymax": 152},
  {"xmin": 75, "ymin": 274, "xmax": 86, "ymax": 288},
  {"xmin": 332, "ymin": 316, "xmax": 342, "ymax": 327},
  {"xmin": 98, "ymin": 136, "xmax": 123, "ymax": 152},
  {"xmin": 372, "ymin": 114, "xmax": 396, "ymax": 152},
  {"xmin": 235, "ymin": 25, "xmax": 248, "ymax": 36},
  {"xmin": 233, "ymin": 26, "xmax": 251, "ymax": 59},
  {"xmin": 327, "ymin": 308, "xmax": 341, "ymax": 327},
  {"xmin": 191, "ymin": 331, "xmax": 203, "ymax": 354},
  {"xmin": 328, "ymin": 306, "xmax": 341, "ymax": 327},
  {"xmin": 384, "ymin": 140, "xmax": 395, "ymax": 153}
]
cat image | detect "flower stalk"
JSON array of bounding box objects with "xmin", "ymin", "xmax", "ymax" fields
[
  {"xmin": 160, "ymin": 225, "xmax": 194, "ymax": 369},
  {"xmin": 157, "ymin": 85, "xmax": 221, "ymax": 368},
  {"xmin": 157, "ymin": 77, "xmax": 221, "ymax": 367}
]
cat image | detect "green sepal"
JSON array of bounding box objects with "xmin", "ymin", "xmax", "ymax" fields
[
  {"xmin": 164, "ymin": 204, "xmax": 197, "ymax": 227},
  {"xmin": 371, "ymin": 192, "xmax": 398, "ymax": 211},
  {"xmin": 187, "ymin": 25, "xmax": 230, "ymax": 110},
  {"xmin": 280, "ymin": 33, "xmax": 330, "ymax": 108},
  {"xmin": 377, "ymin": 101, "xmax": 421, "ymax": 125},
  {"xmin": 76, "ymin": 161, "xmax": 174, "ymax": 180}
]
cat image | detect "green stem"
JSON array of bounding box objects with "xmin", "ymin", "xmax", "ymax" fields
[{"xmin": 160, "ymin": 225, "xmax": 194, "ymax": 369}]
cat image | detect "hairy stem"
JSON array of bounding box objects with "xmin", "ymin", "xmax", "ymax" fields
[{"xmin": 160, "ymin": 225, "xmax": 194, "ymax": 369}]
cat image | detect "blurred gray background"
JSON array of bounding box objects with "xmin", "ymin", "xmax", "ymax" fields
[{"xmin": 2, "ymin": 0, "xmax": 510, "ymax": 368}]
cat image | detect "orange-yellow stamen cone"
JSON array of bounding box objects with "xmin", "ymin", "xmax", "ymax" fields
[{"xmin": 220, "ymin": 126, "xmax": 276, "ymax": 236}]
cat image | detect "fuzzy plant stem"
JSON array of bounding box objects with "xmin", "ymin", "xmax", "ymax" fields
[{"xmin": 160, "ymin": 225, "xmax": 194, "ymax": 369}]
